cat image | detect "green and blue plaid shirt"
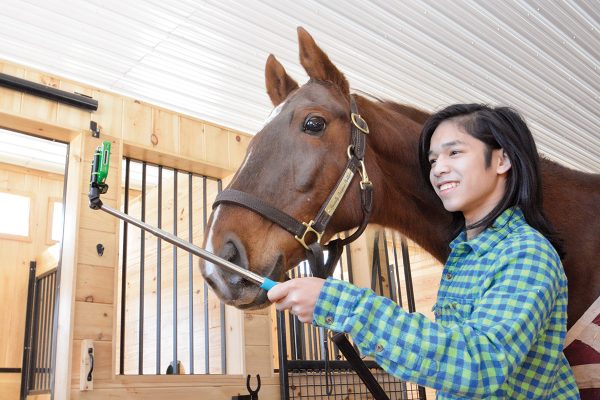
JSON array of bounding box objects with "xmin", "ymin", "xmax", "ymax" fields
[{"xmin": 314, "ymin": 208, "xmax": 579, "ymax": 399}]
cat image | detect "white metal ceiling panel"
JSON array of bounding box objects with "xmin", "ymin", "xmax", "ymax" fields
[{"xmin": 0, "ymin": 0, "xmax": 598, "ymax": 173}]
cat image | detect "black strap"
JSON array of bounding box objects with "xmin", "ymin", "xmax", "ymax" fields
[
  {"xmin": 340, "ymin": 181, "xmax": 373, "ymax": 246},
  {"xmin": 312, "ymin": 155, "xmax": 361, "ymax": 233},
  {"xmin": 213, "ymin": 189, "xmax": 306, "ymax": 238},
  {"xmin": 350, "ymin": 98, "xmax": 367, "ymax": 159}
]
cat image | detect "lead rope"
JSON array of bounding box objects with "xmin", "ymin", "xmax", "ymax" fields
[{"xmin": 324, "ymin": 330, "xmax": 333, "ymax": 395}]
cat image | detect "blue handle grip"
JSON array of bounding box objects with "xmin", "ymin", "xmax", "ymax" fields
[{"xmin": 260, "ymin": 278, "xmax": 278, "ymax": 291}]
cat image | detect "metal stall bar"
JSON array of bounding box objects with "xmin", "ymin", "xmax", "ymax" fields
[
  {"xmin": 400, "ymin": 237, "xmax": 416, "ymax": 313},
  {"xmin": 119, "ymin": 158, "xmax": 130, "ymax": 375},
  {"xmin": 391, "ymin": 232, "xmax": 404, "ymax": 308},
  {"xmin": 139, "ymin": 162, "xmax": 146, "ymax": 374},
  {"xmin": 48, "ymin": 273, "xmax": 57, "ymax": 389},
  {"xmin": 156, "ymin": 166, "xmax": 163, "ymax": 374},
  {"xmin": 41, "ymin": 277, "xmax": 49, "ymax": 390},
  {"xmin": 188, "ymin": 172, "xmax": 194, "ymax": 374},
  {"xmin": 383, "ymin": 231, "xmax": 398, "ymax": 303},
  {"xmin": 172, "ymin": 170, "xmax": 178, "ymax": 374},
  {"xmin": 277, "ymin": 311, "xmax": 290, "ymax": 400},
  {"xmin": 202, "ymin": 176, "xmax": 209, "ymax": 374},
  {"xmin": 43, "ymin": 274, "xmax": 53, "ymax": 389},
  {"xmin": 39, "ymin": 277, "xmax": 49, "ymax": 390},
  {"xmin": 218, "ymin": 179, "xmax": 227, "ymax": 374}
]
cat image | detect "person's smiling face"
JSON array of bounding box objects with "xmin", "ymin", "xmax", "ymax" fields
[{"xmin": 428, "ymin": 120, "xmax": 511, "ymax": 229}]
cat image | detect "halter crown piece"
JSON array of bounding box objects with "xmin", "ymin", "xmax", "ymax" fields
[{"xmin": 213, "ymin": 95, "xmax": 373, "ymax": 280}]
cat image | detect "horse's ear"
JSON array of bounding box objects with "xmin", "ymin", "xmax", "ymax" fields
[
  {"xmin": 297, "ymin": 27, "xmax": 349, "ymax": 95},
  {"xmin": 265, "ymin": 54, "xmax": 299, "ymax": 106}
]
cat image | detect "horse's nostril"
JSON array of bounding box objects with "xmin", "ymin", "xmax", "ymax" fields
[
  {"xmin": 221, "ymin": 241, "xmax": 239, "ymax": 262},
  {"xmin": 228, "ymin": 274, "xmax": 245, "ymax": 286}
]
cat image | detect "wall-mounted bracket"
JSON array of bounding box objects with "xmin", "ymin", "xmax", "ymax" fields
[
  {"xmin": 79, "ymin": 339, "xmax": 94, "ymax": 391},
  {"xmin": 90, "ymin": 121, "xmax": 100, "ymax": 138}
]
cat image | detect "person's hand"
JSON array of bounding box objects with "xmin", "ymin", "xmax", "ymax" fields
[{"xmin": 267, "ymin": 277, "xmax": 325, "ymax": 323}]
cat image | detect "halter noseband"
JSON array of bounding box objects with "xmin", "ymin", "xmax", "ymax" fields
[{"xmin": 212, "ymin": 96, "xmax": 373, "ymax": 280}]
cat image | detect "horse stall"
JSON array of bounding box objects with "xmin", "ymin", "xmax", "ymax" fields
[
  {"xmin": 0, "ymin": 60, "xmax": 441, "ymax": 399},
  {"xmin": 1, "ymin": 2, "xmax": 599, "ymax": 400}
]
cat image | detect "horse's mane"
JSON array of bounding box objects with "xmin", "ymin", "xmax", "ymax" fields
[
  {"xmin": 352, "ymin": 90, "xmax": 431, "ymax": 125},
  {"xmin": 379, "ymin": 101, "xmax": 431, "ymax": 125}
]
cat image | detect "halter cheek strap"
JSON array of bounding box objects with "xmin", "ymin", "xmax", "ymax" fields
[{"xmin": 212, "ymin": 96, "xmax": 373, "ymax": 280}]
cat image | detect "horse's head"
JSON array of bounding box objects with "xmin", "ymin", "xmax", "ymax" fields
[{"xmin": 200, "ymin": 28, "xmax": 370, "ymax": 309}]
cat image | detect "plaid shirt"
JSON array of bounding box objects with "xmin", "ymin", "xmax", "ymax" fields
[{"xmin": 314, "ymin": 208, "xmax": 579, "ymax": 399}]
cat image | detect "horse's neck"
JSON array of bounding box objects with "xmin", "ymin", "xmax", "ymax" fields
[{"xmin": 359, "ymin": 98, "xmax": 452, "ymax": 262}]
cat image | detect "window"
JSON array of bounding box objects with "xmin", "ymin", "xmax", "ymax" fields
[
  {"xmin": 48, "ymin": 200, "xmax": 64, "ymax": 243},
  {"xmin": 0, "ymin": 191, "xmax": 31, "ymax": 239}
]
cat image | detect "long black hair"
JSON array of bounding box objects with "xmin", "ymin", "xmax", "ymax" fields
[{"xmin": 418, "ymin": 104, "xmax": 564, "ymax": 257}]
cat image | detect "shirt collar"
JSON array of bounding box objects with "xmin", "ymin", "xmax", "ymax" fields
[{"xmin": 450, "ymin": 207, "xmax": 525, "ymax": 257}]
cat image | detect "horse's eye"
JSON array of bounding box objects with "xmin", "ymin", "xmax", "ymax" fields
[{"xmin": 303, "ymin": 116, "xmax": 326, "ymax": 135}]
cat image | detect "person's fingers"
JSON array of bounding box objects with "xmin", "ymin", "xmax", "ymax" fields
[
  {"xmin": 267, "ymin": 279, "xmax": 293, "ymax": 303},
  {"xmin": 275, "ymin": 297, "xmax": 293, "ymax": 312}
]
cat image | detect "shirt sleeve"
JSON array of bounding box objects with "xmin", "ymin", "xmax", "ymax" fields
[{"xmin": 312, "ymin": 239, "xmax": 563, "ymax": 398}]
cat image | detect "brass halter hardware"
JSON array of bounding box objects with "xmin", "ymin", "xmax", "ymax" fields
[
  {"xmin": 359, "ymin": 160, "xmax": 371, "ymax": 189},
  {"xmin": 295, "ymin": 220, "xmax": 323, "ymax": 250},
  {"xmin": 351, "ymin": 112, "xmax": 369, "ymax": 134}
]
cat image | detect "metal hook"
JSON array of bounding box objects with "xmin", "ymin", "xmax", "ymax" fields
[{"xmin": 246, "ymin": 374, "xmax": 261, "ymax": 399}]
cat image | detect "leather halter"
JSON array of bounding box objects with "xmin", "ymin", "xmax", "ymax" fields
[{"xmin": 213, "ymin": 96, "xmax": 373, "ymax": 280}]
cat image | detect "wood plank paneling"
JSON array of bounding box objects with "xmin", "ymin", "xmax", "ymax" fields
[
  {"xmin": 75, "ymin": 264, "xmax": 115, "ymax": 305},
  {"xmin": 0, "ymin": 372, "xmax": 20, "ymax": 400},
  {"xmin": 203, "ymin": 124, "xmax": 229, "ymax": 168},
  {"xmin": 73, "ymin": 301, "xmax": 114, "ymax": 341},
  {"xmin": 69, "ymin": 382, "xmax": 280, "ymax": 400},
  {"xmin": 123, "ymin": 99, "xmax": 153, "ymax": 148},
  {"xmin": 152, "ymin": 109, "xmax": 179, "ymax": 154},
  {"xmin": 228, "ymin": 130, "xmax": 252, "ymax": 170},
  {"xmin": 179, "ymin": 117, "xmax": 205, "ymax": 161}
]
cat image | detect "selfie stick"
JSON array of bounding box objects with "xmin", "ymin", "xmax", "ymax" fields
[{"xmin": 87, "ymin": 140, "xmax": 277, "ymax": 291}]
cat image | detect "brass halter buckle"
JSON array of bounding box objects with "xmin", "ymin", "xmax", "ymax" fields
[
  {"xmin": 351, "ymin": 112, "xmax": 369, "ymax": 134},
  {"xmin": 295, "ymin": 220, "xmax": 323, "ymax": 250}
]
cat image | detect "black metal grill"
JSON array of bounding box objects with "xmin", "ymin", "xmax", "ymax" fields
[
  {"xmin": 277, "ymin": 230, "xmax": 427, "ymax": 399},
  {"xmin": 21, "ymin": 263, "xmax": 57, "ymax": 397},
  {"xmin": 117, "ymin": 158, "xmax": 224, "ymax": 375},
  {"xmin": 287, "ymin": 361, "xmax": 422, "ymax": 399}
]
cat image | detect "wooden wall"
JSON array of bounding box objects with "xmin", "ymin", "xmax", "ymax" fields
[
  {"xmin": 0, "ymin": 162, "xmax": 64, "ymax": 400},
  {"xmin": 0, "ymin": 59, "xmax": 275, "ymax": 400}
]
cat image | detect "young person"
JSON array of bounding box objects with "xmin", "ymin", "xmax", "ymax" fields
[{"xmin": 267, "ymin": 104, "xmax": 580, "ymax": 399}]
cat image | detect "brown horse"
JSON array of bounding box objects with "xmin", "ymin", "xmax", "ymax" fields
[{"xmin": 200, "ymin": 27, "xmax": 600, "ymax": 329}]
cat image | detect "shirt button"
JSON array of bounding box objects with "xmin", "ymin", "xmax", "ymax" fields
[
  {"xmin": 445, "ymin": 272, "xmax": 453, "ymax": 280},
  {"xmin": 375, "ymin": 344, "xmax": 384, "ymax": 353},
  {"xmin": 325, "ymin": 316, "xmax": 334, "ymax": 324}
]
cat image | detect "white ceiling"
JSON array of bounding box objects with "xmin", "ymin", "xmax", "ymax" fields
[{"xmin": 0, "ymin": 0, "xmax": 598, "ymax": 173}]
